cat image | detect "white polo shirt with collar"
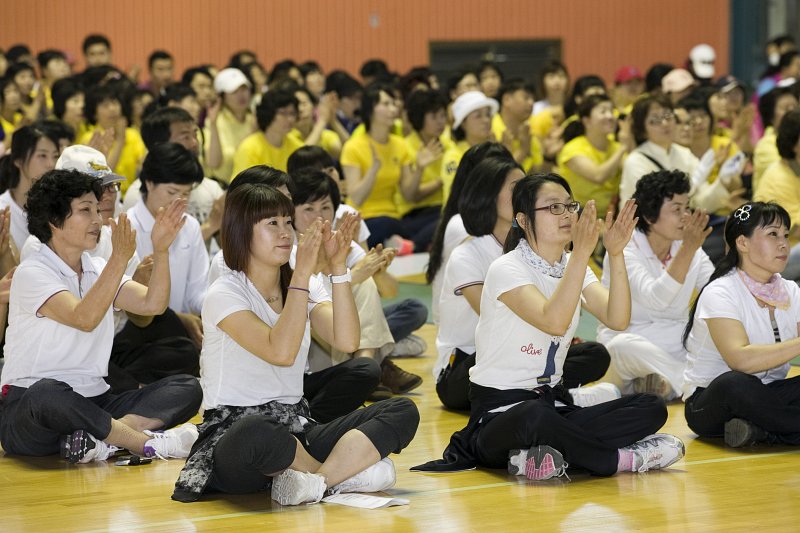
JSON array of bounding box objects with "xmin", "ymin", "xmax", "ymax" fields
[
  {"xmin": 1, "ymin": 245, "xmax": 131, "ymax": 397},
  {"xmin": 127, "ymin": 200, "xmax": 209, "ymax": 315}
]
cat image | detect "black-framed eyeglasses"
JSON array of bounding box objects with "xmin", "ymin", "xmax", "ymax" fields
[
  {"xmin": 533, "ymin": 201, "xmax": 581, "ymax": 215},
  {"xmin": 647, "ymin": 112, "xmax": 676, "ymax": 126},
  {"xmin": 102, "ymin": 182, "xmax": 121, "ymax": 193}
]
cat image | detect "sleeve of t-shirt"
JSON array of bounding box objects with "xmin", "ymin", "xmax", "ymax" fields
[
  {"xmin": 308, "ymin": 275, "xmax": 332, "ymax": 313},
  {"xmin": 184, "ymin": 219, "xmax": 210, "ymax": 315},
  {"xmin": 346, "ymin": 242, "xmax": 367, "ymax": 267},
  {"xmin": 556, "ymin": 137, "xmax": 582, "ymax": 167},
  {"xmin": 582, "ymin": 266, "xmax": 599, "ymax": 290},
  {"xmin": 13, "ymin": 261, "xmax": 73, "ymax": 317},
  {"xmin": 696, "ymin": 279, "xmax": 740, "ymax": 321},
  {"xmin": 449, "ymin": 242, "xmax": 487, "ymax": 294},
  {"xmin": 786, "ymin": 280, "xmax": 800, "ymax": 324},
  {"xmin": 340, "ymin": 139, "xmax": 362, "ymax": 169},
  {"xmin": 488, "ymin": 256, "xmax": 533, "ymax": 299},
  {"xmin": 203, "ymin": 277, "xmax": 252, "ymax": 327}
]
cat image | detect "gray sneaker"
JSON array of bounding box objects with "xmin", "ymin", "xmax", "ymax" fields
[
  {"xmin": 622, "ymin": 434, "xmax": 685, "ymax": 473},
  {"xmin": 60, "ymin": 430, "xmax": 119, "ymax": 464},
  {"xmin": 508, "ymin": 445, "xmax": 569, "ymax": 481}
]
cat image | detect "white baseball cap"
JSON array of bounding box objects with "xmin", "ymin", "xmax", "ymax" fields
[
  {"xmin": 451, "ymin": 91, "xmax": 499, "ymax": 130},
  {"xmin": 55, "ymin": 145, "xmax": 124, "ymax": 185},
  {"xmin": 689, "ymin": 44, "xmax": 716, "ymax": 79},
  {"xmin": 214, "ymin": 67, "xmax": 251, "ymax": 94}
]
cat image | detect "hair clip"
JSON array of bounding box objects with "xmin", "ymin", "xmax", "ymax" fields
[{"xmin": 733, "ymin": 204, "xmax": 751, "ymax": 222}]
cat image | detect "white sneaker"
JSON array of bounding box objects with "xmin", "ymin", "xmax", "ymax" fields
[
  {"xmin": 569, "ymin": 383, "xmax": 621, "ymax": 407},
  {"xmin": 622, "ymin": 434, "xmax": 685, "ymax": 473},
  {"xmin": 632, "ymin": 373, "xmax": 674, "ymax": 400},
  {"xmin": 271, "ymin": 469, "xmax": 327, "ymax": 505},
  {"xmin": 329, "ymin": 457, "xmax": 396, "ymax": 494},
  {"xmin": 60, "ymin": 429, "xmax": 120, "ymax": 463},
  {"xmin": 143, "ymin": 423, "xmax": 199, "ymax": 460},
  {"xmin": 389, "ymin": 334, "xmax": 427, "ymax": 357}
]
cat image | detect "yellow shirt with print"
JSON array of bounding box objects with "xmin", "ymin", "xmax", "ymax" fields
[
  {"xmin": 340, "ymin": 134, "xmax": 412, "ymax": 219},
  {"xmin": 754, "ymin": 160, "xmax": 800, "ymax": 246},
  {"xmin": 79, "ymin": 126, "xmax": 146, "ymax": 194},
  {"xmin": 232, "ymin": 132, "xmax": 305, "ymax": 176},
  {"xmin": 396, "ymin": 131, "xmax": 452, "ymax": 216},
  {"xmin": 440, "ymin": 140, "xmax": 470, "ymax": 205},
  {"xmin": 203, "ymin": 107, "xmax": 257, "ymax": 183},
  {"xmin": 492, "ymin": 113, "xmax": 543, "ymax": 172},
  {"xmin": 557, "ymin": 135, "xmax": 621, "ymax": 216}
]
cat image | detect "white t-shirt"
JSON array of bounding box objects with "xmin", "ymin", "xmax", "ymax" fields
[
  {"xmin": 0, "ymin": 190, "xmax": 29, "ymax": 252},
  {"xmin": 471, "ymin": 247, "xmax": 598, "ymax": 390},
  {"xmin": 1, "ymin": 245, "xmax": 131, "ymax": 397},
  {"xmin": 431, "ymin": 214, "xmax": 469, "ymax": 324},
  {"xmin": 21, "ymin": 226, "xmax": 141, "ymax": 334},
  {"xmin": 434, "ymin": 234, "xmax": 503, "ymax": 378},
  {"xmin": 597, "ymin": 230, "xmax": 714, "ymax": 358},
  {"xmin": 683, "ymin": 271, "xmax": 799, "ymax": 399},
  {"xmin": 335, "ymin": 204, "xmax": 370, "ymax": 245},
  {"xmin": 620, "ymin": 142, "xmax": 698, "ymax": 202},
  {"xmin": 200, "ymin": 270, "xmax": 330, "ymax": 409},
  {"xmin": 127, "ymin": 200, "xmax": 208, "ymax": 315}
]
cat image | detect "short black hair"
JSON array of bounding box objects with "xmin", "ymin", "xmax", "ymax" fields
[
  {"xmin": 228, "ymin": 50, "xmax": 257, "ymax": 70},
  {"xmin": 163, "ymin": 83, "xmax": 196, "ymax": 106},
  {"xmin": 406, "ymin": 90, "xmax": 448, "ymax": 132},
  {"xmin": 39, "ymin": 119, "xmax": 75, "ymax": 145},
  {"xmin": 139, "ymin": 142, "xmax": 203, "ymax": 196},
  {"xmin": 140, "ymin": 106, "xmax": 195, "ymax": 150},
  {"xmin": 631, "ymin": 170, "xmax": 691, "ymax": 234},
  {"xmin": 447, "ymin": 66, "xmax": 478, "ymax": 96},
  {"xmin": 84, "ymin": 84, "xmax": 121, "ymax": 125},
  {"xmin": 82, "ymin": 34, "xmax": 111, "ymax": 54},
  {"xmin": 645, "ymin": 63, "xmax": 674, "ymax": 93},
  {"xmin": 300, "ymin": 61, "xmax": 322, "ymax": 78},
  {"xmin": 26, "ymin": 169, "xmax": 102, "ymax": 244},
  {"xmin": 360, "ymin": 59, "xmax": 389, "ymax": 79},
  {"xmin": 759, "ymin": 85, "xmax": 797, "ymax": 129},
  {"xmin": 676, "ymin": 90, "xmax": 714, "ymax": 134},
  {"xmin": 256, "ymin": 89, "xmax": 298, "ymax": 131},
  {"xmin": 6, "ymin": 62, "xmax": 35, "ymax": 82},
  {"xmin": 268, "ymin": 59, "xmax": 299, "ymax": 86},
  {"xmin": 51, "ymin": 77, "xmax": 84, "ymax": 120},
  {"xmin": 497, "ymin": 78, "xmax": 535, "ymax": 110},
  {"xmin": 181, "ymin": 66, "xmax": 213, "ymax": 87},
  {"xmin": 229, "ymin": 165, "xmax": 297, "ymax": 197},
  {"xmin": 631, "ymin": 94, "xmax": 673, "ymax": 145},
  {"xmin": 325, "ymin": 70, "xmax": 363, "ymax": 99},
  {"xmin": 36, "ymin": 49, "xmax": 66, "ymax": 71},
  {"xmin": 777, "ymin": 109, "xmax": 800, "ymax": 159},
  {"xmin": 287, "ymin": 145, "xmax": 335, "ymax": 175},
  {"xmin": 6, "ymin": 45, "xmax": 32, "ymax": 65},
  {"xmin": 361, "ymin": 82, "xmax": 395, "ymax": 131},
  {"xmin": 148, "ymin": 50, "xmax": 173, "ymax": 70},
  {"xmin": 290, "ymin": 167, "xmax": 341, "ymax": 212}
]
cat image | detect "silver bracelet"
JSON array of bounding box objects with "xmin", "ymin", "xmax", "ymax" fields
[{"xmin": 329, "ymin": 268, "xmax": 352, "ymax": 284}]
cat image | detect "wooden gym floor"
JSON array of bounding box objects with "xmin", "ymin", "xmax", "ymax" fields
[{"xmin": 2, "ymin": 322, "xmax": 800, "ymax": 532}]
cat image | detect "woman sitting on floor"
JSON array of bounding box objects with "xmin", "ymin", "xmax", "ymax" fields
[
  {"xmin": 0, "ymin": 169, "xmax": 201, "ymax": 463},
  {"xmin": 173, "ymin": 184, "xmax": 419, "ymax": 506},
  {"xmin": 683, "ymin": 201, "xmax": 800, "ymax": 447},
  {"xmin": 415, "ymin": 174, "xmax": 684, "ymax": 480}
]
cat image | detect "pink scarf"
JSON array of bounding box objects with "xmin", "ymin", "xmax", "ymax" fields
[{"xmin": 737, "ymin": 269, "xmax": 790, "ymax": 310}]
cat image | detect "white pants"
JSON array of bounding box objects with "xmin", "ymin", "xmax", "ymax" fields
[{"xmin": 600, "ymin": 332, "xmax": 686, "ymax": 400}]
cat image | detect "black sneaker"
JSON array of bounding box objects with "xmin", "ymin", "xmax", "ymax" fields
[
  {"xmin": 724, "ymin": 418, "xmax": 770, "ymax": 447},
  {"xmin": 60, "ymin": 429, "xmax": 119, "ymax": 463}
]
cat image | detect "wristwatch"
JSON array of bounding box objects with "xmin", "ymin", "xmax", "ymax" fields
[{"xmin": 329, "ymin": 268, "xmax": 352, "ymax": 284}]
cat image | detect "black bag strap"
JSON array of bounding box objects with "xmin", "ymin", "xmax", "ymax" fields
[{"xmin": 639, "ymin": 152, "xmax": 666, "ymax": 171}]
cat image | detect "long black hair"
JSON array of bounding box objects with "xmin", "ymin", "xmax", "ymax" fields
[
  {"xmin": 425, "ymin": 141, "xmax": 513, "ymax": 283},
  {"xmin": 459, "ymin": 158, "xmax": 522, "ymax": 237},
  {"xmin": 682, "ymin": 202, "xmax": 792, "ymax": 347},
  {"xmin": 504, "ymin": 173, "xmax": 573, "ymax": 253}
]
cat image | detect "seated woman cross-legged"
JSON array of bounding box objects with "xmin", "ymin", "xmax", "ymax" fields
[
  {"xmin": 598, "ymin": 170, "xmax": 714, "ymax": 400},
  {"xmin": 0, "ymin": 169, "xmax": 202, "ymax": 463},
  {"xmin": 415, "ymin": 174, "xmax": 683, "ymax": 480},
  {"xmin": 173, "ymin": 184, "xmax": 419, "ymax": 506},
  {"xmin": 683, "ymin": 202, "xmax": 800, "ymax": 447}
]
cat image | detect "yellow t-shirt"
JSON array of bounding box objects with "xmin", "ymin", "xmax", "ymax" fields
[
  {"xmin": 440, "ymin": 141, "xmax": 471, "ymax": 205},
  {"xmin": 754, "ymin": 160, "xmax": 800, "ymax": 245},
  {"xmin": 396, "ymin": 131, "xmax": 453, "ymax": 215},
  {"xmin": 753, "ymin": 127, "xmax": 779, "ymax": 192},
  {"xmin": 350, "ymin": 120, "xmax": 404, "ymax": 140},
  {"xmin": 708, "ymin": 135, "xmax": 740, "ymax": 184},
  {"xmin": 232, "ymin": 132, "xmax": 305, "ymax": 176},
  {"xmin": 0, "ymin": 114, "xmax": 21, "ymax": 145},
  {"xmin": 531, "ymin": 107, "xmax": 556, "ymax": 139},
  {"xmin": 491, "ymin": 113, "xmax": 543, "ymax": 172},
  {"xmin": 288, "ymin": 128, "xmax": 340, "ymax": 158},
  {"xmin": 79, "ymin": 126, "xmax": 146, "ymax": 194},
  {"xmin": 557, "ymin": 135, "xmax": 621, "ymax": 216},
  {"xmin": 340, "ymin": 134, "xmax": 412, "ymax": 219},
  {"xmin": 203, "ymin": 107, "xmax": 257, "ymax": 183}
]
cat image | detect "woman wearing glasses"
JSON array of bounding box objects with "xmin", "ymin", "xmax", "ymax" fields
[{"xmin": 415, "ymin": 174, "xmax": 684, "ymax": 480}]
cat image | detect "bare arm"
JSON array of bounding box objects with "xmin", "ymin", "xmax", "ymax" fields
[
  {"xmin": 564, "ymin": 147, "xmax": 626, "ymax": 185},
  {"xmin": 204, "ymin": 101, "xmax": 223, "ymax": 170},
  {"xmin": 707, "ymin": 315, "xmax": 800, "ymax": 373}
]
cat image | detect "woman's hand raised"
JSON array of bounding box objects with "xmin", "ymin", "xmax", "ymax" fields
[{"xmin": 603, "ymin": 199, "xmax": 638, "ymax": 257}]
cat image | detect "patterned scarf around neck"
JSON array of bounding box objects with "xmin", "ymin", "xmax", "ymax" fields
[
  {"xmin": 737, "ymin": 268, "xmax": 790, "ymax": 310},
  {"xmin": 517, "ymin": 238, "xmax": 567, "ymax": 278}
]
